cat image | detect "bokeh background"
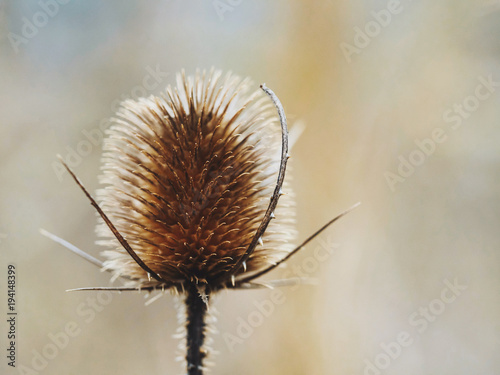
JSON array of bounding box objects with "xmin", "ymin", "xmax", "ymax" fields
[{"xmin": 1, "ymin": 1, "xmax": 499, "ymax": 374}]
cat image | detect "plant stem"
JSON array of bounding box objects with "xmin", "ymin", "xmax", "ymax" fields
[{"xmin": 185, "ymin": 284, "xmax": 208, "ymax": 375}]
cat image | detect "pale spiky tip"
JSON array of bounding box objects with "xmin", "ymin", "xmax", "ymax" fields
[{"xmin": 96, "ymin": 69, "xmax": 296, "ymax": 292}]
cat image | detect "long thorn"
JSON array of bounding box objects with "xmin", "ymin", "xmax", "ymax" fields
[
  {"xmin": 66, "ymin": 286, "xmax": 158, "ymax": 292},
  {"xmin": 40, "ymin": 228, "xmax": 104, "ymax": 268},
  {"xmin": 217, "ymin": 84, "xmax": 289, "ymax": 284},
  {"xmin": 240, "ymin": 202, "xmax": 361, "ymax": 283},
  {"xmin": 233, "ymin": 277, "xmax": 319, "ymax": 289},
  {"xmin": 57, "ymin": 156, "xmax": 164, "ymax": 283}
]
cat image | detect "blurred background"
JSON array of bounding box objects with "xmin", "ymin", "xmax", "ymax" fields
[{"xmin": 1, "ymin": 1, "xmax": 499, "ymax": 374}]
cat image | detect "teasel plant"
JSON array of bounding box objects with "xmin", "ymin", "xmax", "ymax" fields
[{"xmin": 42, "ymin": 69, "xmax": 359, "ymax": 374}]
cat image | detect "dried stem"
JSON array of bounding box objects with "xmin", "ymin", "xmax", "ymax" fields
[{"xmin": 185, "ymin": 285, "xmax": 208, "ymax": 375}]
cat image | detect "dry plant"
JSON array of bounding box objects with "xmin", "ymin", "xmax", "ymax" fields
[{"xmin": 43, "ymin": 69, "xmax": 358, "ymax": 374}]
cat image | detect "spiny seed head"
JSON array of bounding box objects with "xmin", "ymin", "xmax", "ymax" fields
[{"xmin": 96, "ymin": 69, "xmax": 295, "ymax": 291}]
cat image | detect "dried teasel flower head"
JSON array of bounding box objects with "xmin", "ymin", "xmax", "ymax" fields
[
  {"xmin": 96, "ymin": 69, "xmax": 296, "ymax": 292},
  {"xmin": 47, "ymin": 68, "xmax": 359, "ymax": 375}
]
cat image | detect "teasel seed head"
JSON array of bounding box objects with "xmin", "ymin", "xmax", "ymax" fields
[
  {"xmin": 47, "ymin": 67, "xmax": 359, "ymax": 375},
  {"xmin": 95, "ymin": 69, "xmax": 296, "ymax": 292}
]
